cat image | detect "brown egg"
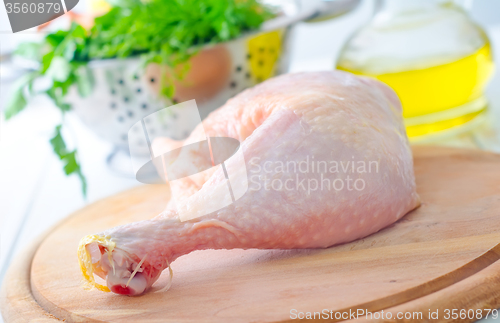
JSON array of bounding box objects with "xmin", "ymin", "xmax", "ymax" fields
[{"xmin": 144, "ymin": 45, "xmax": 232, "ymax": 104}]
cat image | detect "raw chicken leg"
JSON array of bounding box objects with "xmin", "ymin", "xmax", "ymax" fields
[{"xmin": 78, "ymin": 71, "xmax": 420, "ymax": 296}]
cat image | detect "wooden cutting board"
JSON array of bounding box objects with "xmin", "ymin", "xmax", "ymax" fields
[{"xmin": 2, "ymin": 146, "xmax": 500, "ymax": 323}]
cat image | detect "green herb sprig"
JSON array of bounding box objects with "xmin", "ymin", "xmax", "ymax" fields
[{"xmin": 5, "ymin": 0, "xmax": 273, "ymax": 196}]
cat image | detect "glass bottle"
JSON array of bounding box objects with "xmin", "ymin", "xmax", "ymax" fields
[{"xmin": 336, "ymin": 0, "xmax": 495, "ymax": 140}]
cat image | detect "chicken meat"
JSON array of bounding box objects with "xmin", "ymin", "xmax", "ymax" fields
[{"xmin": 78, "ymin": 71, "xmax": 420, "ymax": 296}]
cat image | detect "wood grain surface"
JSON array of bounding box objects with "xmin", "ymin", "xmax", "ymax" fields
[{"xmin": 2, "ymin": 146, "xmax": 500, "ymax": 323}]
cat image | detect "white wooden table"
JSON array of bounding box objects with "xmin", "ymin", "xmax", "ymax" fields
[{"xmin": 1, "ymin": 2, "xmax": 500, "ymax": 322}]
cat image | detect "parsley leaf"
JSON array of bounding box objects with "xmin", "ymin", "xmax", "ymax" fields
[
  {"xmin": 50, "ymin": 125, "xmax": 87, "ymax": 197},
  {"xmin": 4, "ymin": 72, "xmax": 38, "ymax": 120}
]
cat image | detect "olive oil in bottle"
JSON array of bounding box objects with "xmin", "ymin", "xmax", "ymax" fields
[{"xmin": 337, "ymin": 0, "xmax": 495, "ymax": 140}]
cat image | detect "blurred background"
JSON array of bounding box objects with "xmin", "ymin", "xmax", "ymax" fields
[{"xmin": 1, "ymin": 1, "xmax": 500, "ymax": 321}]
